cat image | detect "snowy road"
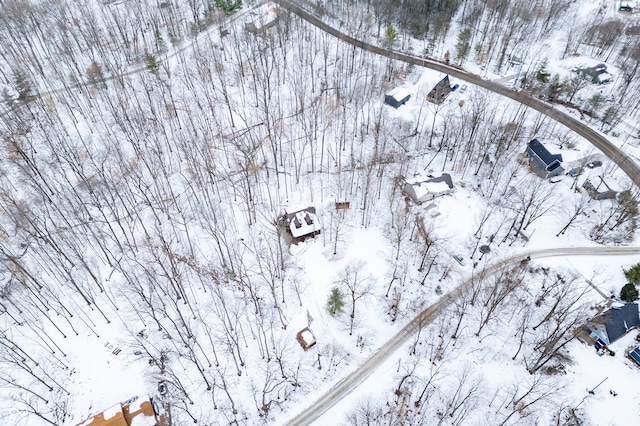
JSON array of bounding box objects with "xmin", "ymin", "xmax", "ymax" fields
[
  {"xmin": 270, "ymin": 2, "xmax": 640, "ymax": 424},
  {"xmin": 283, "ymin": 246, "xmax": 640, "ymax": 425},
  {"xmin": 275, "ymin": 0, "xmax": 640, "ymax": 190},
  {"xmin": 0, "ymin": 1, "xmax": 269, "ymax": 107}
]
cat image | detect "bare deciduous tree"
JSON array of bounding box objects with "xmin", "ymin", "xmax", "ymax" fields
[{"xmin": 336, "ymin": 261, "xmax": 374, "ymax": 336}]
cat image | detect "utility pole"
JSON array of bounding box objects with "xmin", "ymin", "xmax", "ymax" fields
[{"xmin": 574, "ymin": 377, "xmax": 608, "ymax": 411}]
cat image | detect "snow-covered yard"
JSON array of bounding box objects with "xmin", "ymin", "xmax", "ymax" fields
[{"xmin": 0, "ymin": 0, "xmax": 639, "ymax": 425}]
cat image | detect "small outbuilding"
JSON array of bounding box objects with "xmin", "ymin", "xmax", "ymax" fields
[
  {"xmin": 384, "ymin": 87, "xmax": 411, "ymax": 108},
  {"xmin": 427, "ymin": 75, "xmax": 453, "ymax": 104},
  {"xmin": 525, "ymin": 139, "xmax": 564, "ymax": 178},
  {"xmin": 296, "ymin": 327, "xmax": 317, "ymax": 351},
  {"xmin": 508, "ymin": 54, "xmax": 524, "ymax": 66},
  {"xmin": 280, "ymin": 205, "xmax": 321, "ymax": 243},
  {"xmin": 403, "ymin": 173, "xmax": 454, "ymax": 204}
]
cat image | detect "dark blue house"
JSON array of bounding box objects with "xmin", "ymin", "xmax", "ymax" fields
[{"xmin": 525, "ymin": 139, "xmax": 564, "ymax": 178}]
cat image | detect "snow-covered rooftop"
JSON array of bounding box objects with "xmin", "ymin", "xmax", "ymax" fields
[
  {"xmin": 289, "ymin": 210, "xmax": 321, "ymax": 238},
  {"xmin": 386, "ymin": 87, "xmax": 411, "ymax": 101}
]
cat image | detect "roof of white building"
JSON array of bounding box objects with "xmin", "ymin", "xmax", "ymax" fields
[{"xmin": 386, "ymin": 87, "xmax": 411, "ymax": 101}]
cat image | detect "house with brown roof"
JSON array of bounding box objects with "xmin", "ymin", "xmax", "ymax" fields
[{"xmin": 77, "ymin": 396, "xmax": 162, "ymax": 426}]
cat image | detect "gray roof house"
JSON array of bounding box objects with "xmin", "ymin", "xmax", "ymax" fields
[
  {"xmin": 583, "ymin": 303, "xmax": 640, "ymax": 346},
  {"xmin": 403, "ymin": 173, "xmax": 454, "ymax": 204},
  {"xmin": 575, "ymin": 63, "xmax": 612, "ymax": 85},
  {"xmin": 427, "ymin": 75, "xmax": 453, "ymax": 104},
  {"xmin": 525, "ymin": 139, "xmax": 564, "ymax": 178}
]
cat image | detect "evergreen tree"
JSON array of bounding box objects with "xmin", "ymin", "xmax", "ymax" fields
[
  {"xmin": 215, "ymin": 0, "xmax": 242, "ymax": 14},
  {"xmin": 145, "ymin": 53, "xmax": 160, "ymax": 74},
  {"xmin": 454, "ymin": 28, "xmax": 472, "ymax": 63},
  {"xmin": 383, "ymin": 24, "xmax": 398, "ymax": 50},
  {"xmin": 624, "ymin": 262, "xmax": 640, "ymax": 285},
  {"xmin": 12, "ymin": 68, "xmax": 33, "ymax": 101},
  {"xmin": 535, "ymin": 60, "xmax": 551, "ymax": 84},
  {"xmin": 326, "ymin": 287, "xmax": 345, "ymax": 316},
  {"xmin": 620, "ymin": 283, "xmax": 639, "ymax": 302},
  {"xmin": 587, "ymin": 93, "xmax": 605, "ymax": 116},
  {"xmin": 544, "ymin": 74, "xmax": 563, "ymax": 100}
]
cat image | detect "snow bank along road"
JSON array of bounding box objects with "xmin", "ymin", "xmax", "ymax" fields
[
  {"xmin": 283, "ymin": 246, "xmax": 640, "ymax": 426},
  {"xmin": 274, "ymin": 0, "xmax": 640, "ymax": 190},
  {"xmin": 271, "ymin": 2, "xmax": 640, "ymax": 424}
]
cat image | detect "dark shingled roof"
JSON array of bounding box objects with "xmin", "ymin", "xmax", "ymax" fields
[
  {"xmin": 528, "ymin": 138, "xmax": 563, "ymax": 168},
  {"xmin": 425, "ymin": 173, "xmax": 454, "ymax": 189},
  {"xmin": 589, "ymin": 303, "xmax": 640, "ymax": 344}
]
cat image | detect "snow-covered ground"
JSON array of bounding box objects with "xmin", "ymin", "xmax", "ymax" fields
[{"xmin": 0, "ymin": 0, "xmax": 640, "ymax": 425}]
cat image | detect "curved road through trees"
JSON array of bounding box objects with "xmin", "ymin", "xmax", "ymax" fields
[
  {"xmin": 275, "ymin": 0, "xmax": 640, "ymax": 189},
  {"xmin": 274, "ymin": 1, "xmax": 640, "ymax": 424},
  {"xmin": 284, "ymin": 246, "xmax": 640, "ymax": 425}
]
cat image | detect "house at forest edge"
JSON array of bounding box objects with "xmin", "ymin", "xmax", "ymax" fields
[{"xmin": 525, "ymin": 138, "xmax": 564, "ymax": 178}]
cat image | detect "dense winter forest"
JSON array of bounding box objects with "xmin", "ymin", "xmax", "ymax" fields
[{"xmin": 0, "ymin": 0, "xmax": 639, "ymax": 425}]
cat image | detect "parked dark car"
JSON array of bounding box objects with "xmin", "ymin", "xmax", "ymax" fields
[
  {"xmin": 451, "ymin": 84, "xmax": 460, "ymax": 91},
  {"xmin": 587, "ymin": 160, "xmax": 603, "ymax": 169}
]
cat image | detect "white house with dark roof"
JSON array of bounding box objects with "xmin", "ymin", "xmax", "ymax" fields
[{"xmin": 281, "ymin": 205, "xmax": 321, "ymax": 243}]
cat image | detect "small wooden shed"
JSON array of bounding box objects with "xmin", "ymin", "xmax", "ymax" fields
[{"xmin": 296, "ymin": 327, "xmax": 317, "ymax": 351}]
